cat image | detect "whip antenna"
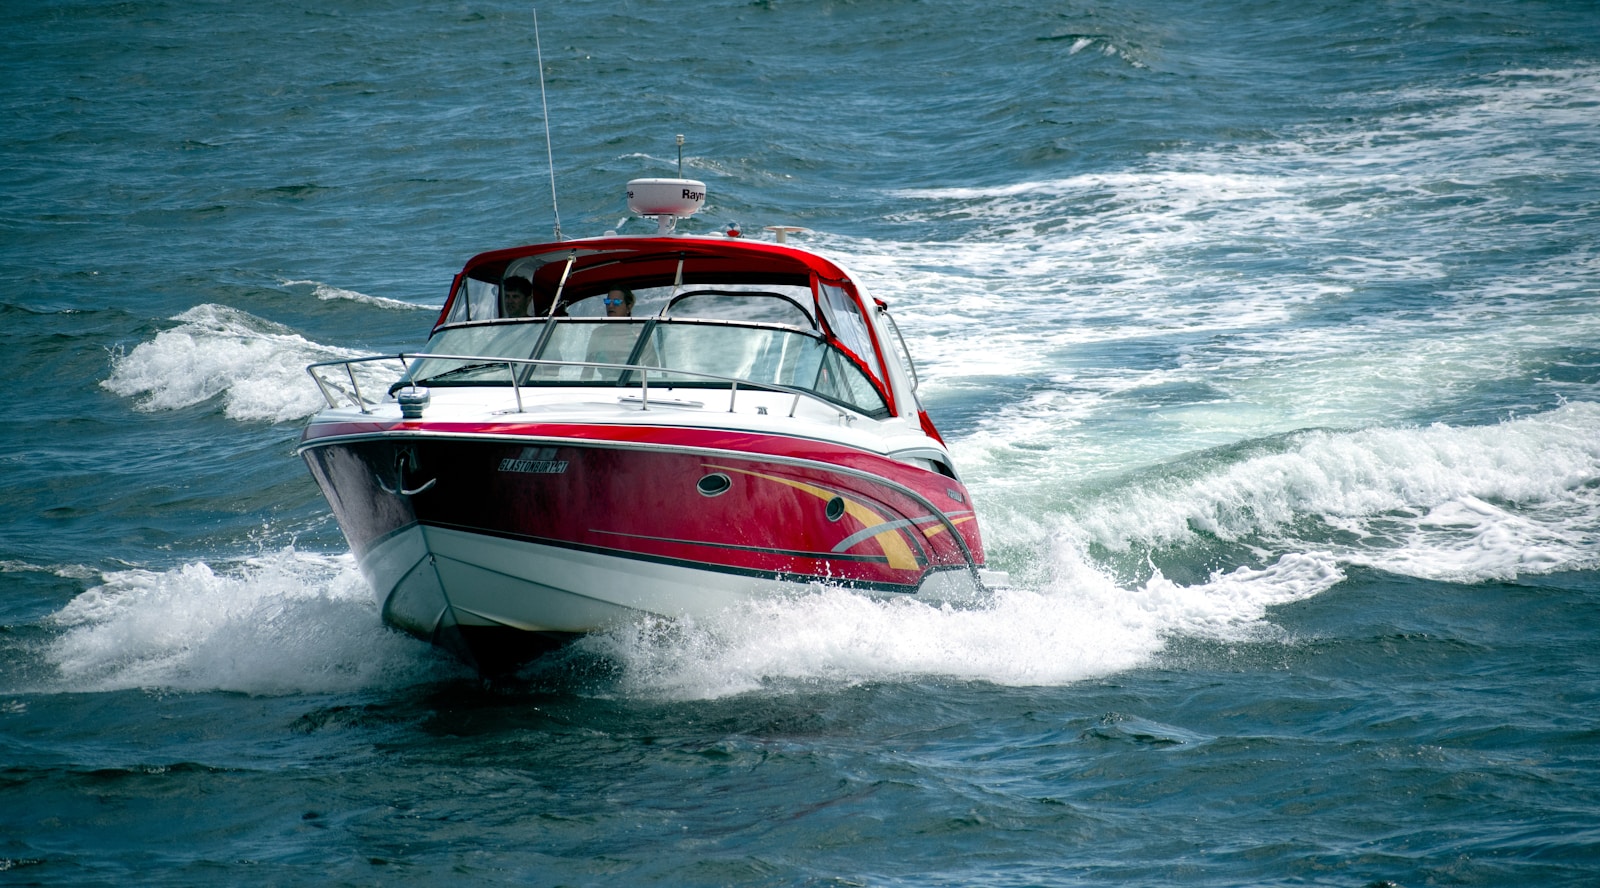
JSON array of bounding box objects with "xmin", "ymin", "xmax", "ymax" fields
[{"xmin": 533, "ymin": 8, "xmax": 562, "ymax": 240}]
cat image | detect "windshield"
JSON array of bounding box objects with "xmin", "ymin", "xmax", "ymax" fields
[
  {"xmin": 397, "ymin": 321, "xmax": 546, "ymax": 384},
  {"xmin": 400, "ymin": 315, "xmax": 888, "ymax": 417}
]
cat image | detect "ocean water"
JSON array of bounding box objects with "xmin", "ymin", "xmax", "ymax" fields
[{"xmin": 3, "ymin": 0, "xmax": 1599, "ymax": 884}]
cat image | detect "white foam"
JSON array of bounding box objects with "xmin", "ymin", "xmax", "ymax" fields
[
  {"xmin": 840, "ymin": 68, "xmax": 1600, "ymax": 408},
  {"xmin": 805, "ymin": 70, "xmax": 1600, "ymax": 687},
  {"xmin": 1370, "ymin": 495, "xmax": 1580, "ymax": 581},
  {"xmin": 0, "ymin": 559, "xmax": 99, "ymax": 581},
  {"xmin": 822, "ymin": 72, "xmax": 1600, "ymax": 491},
  {"xmin": 39, "ymin": 549, "xmax": 447, "ymax": 695},
  {"xmin": 580, "ymin": 547, "xmax": 1342, "ymax": 701},
  {"xmin": 282, "ymin": 279, "xmax": 435, "ymax": 311},
  {"xmin": 102, "ymin": 304, "xmax": 386, "ymax": 423},
  {"xmin": 1067, "ymin": 401, "xmax": 1600, "ymax": 583},
  {"xmin": 21, "ymin": 539, "xmax": 1343, "ymax": 701}
]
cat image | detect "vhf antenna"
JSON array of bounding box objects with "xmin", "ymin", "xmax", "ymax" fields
[
  {"xmin": 677, "ymin": 134, "xmax": 684, "ymax": 177},
  {"xmin": 534, "ymin": 8, "xmax": 562, "ymax": 240}
]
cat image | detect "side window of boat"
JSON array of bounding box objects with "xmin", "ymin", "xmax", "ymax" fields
[
  {"xmin": 445, "ymin": 279, "xmax": 470, "ymax": 323},
  {"xmin": 815, "ymin": 345, "xmax": 889, "ymax": 418},
  {"xmin": 445, "ymin": 278, "xmax": 501, "ymax": 323},
  {"xmin": 816, "ymin": 282, "xmax": 878, "ymax": 370}
]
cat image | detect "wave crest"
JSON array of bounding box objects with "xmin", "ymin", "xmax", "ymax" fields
[
  {"xmin": 41, "ymin": 549, "xmax": 447, "ymax": 695},
  {"xmin": 1069, "ymin": 402, "xmax": 1600, "ymax": 582},
  {"xmin": 102, "ymin": 303, "xmax": 377, "ymax": 423}
]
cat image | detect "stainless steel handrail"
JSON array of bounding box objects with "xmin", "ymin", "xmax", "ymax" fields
[
  {"xmin": 307, "ymin": 351, "xmax": 851, "ymax": 421},
  {"xmin": 305, "ymin": 354, "xmax": 411, "ymax": 414}
]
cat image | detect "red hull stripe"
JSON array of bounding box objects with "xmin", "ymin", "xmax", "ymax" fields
[{"xmin": 589, "ymin": 528, "xmax": 890, "ymax": 564}]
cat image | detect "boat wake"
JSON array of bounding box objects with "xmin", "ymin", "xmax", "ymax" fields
[
  {"xmin": 23, "ymin": 544, "xmax": 1338, "ymax": 700},
  {"xmin": 1056, "ymin": 400, "xmax": 1600, "ymax": 584},
  {"xmin": 592, "ymin": 404, "xmax": 1600, "ymax": 700}
]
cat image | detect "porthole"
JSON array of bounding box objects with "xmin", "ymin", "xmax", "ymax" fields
[
  {"xmin": 697, "ymin": 472, "xmax": 732, "ymax": 497},
  {"xmin": 825, "ymin": 496, "xmax": 846, "ymax": 522}
]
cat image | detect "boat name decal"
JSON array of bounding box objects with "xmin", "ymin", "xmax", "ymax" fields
[{"xmin": 499, "ymin": 446, "xmax": 568, "ymax": 475}]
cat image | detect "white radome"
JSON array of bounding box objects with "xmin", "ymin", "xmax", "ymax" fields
[{"xmin": 626, "ymin": 177, "xmax": 707, "ymax": 218}]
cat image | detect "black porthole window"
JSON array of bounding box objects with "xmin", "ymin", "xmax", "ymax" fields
[
  {"xmin": 825, "ymin": 496, "xmax": 846, "ymax": 522},
  {"xmin": 697, "ymin": 473, "xmax": 733, "ymax": 497}
]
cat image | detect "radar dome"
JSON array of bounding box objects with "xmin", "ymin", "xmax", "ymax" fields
[{"xmin": 626, "ymin": 178, "xmax": 707, "ymax": 218}]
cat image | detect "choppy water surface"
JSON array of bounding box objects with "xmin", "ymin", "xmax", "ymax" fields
[{"xmin": 3, "ymin": 1, "xmax": 1599, "ymax": 884}]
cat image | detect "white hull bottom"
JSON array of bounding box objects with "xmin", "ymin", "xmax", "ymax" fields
[{"xmin": 361, "ymin": 524, "xmax": 996, "ymax": 667}]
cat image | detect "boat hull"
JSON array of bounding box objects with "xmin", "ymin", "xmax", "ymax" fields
[{"xmin": 301, "ymin": 422, "xmax": 987, "ymax": 669}]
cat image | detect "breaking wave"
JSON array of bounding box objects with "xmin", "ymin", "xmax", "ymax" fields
[
  {"xmin": 283, "ymin": 279, "xmax": 435, "ymax": 311},
  {"xmin": 102, "ymin": 303, "xmax": 383, "ymax": 423},
  {"xmin": 37, "ymin": 549, "xmax": 449, "ymax": 695},
  {"xmin": 1064, "ymin": 401, "xmax": 1600, "ymax": 583}
]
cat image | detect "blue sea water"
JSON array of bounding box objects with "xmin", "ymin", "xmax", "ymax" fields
[{"xmin": 4, "ymin": 0, "xmax": 1600, "ymax": 884}]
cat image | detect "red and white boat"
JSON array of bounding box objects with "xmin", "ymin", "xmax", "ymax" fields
[{"xmin": 300, "ymin": 179, "xmax": 1003, "ymax": 670}]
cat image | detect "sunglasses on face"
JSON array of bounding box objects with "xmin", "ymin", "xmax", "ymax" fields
[{"xmin": 603, "ymin": 298, "xmax": 627, "ymax": 307}]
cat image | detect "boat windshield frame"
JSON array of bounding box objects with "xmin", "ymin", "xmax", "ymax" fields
[
  {"xmin": 432, "ymin": 236, "xmax": 900, "ymax": 415},
  {"xmin": 397, "ymin": 315, "xmax": 892, "ymax": 419}
]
